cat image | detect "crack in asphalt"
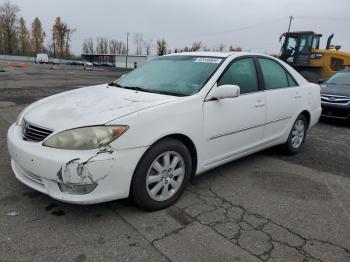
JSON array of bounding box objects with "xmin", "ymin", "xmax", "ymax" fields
[
  {"xmin": 113, "ymin": 209, "xmax": 171, "ymax": 262},
  {"xmin": 161, "ymin": 171, "xmax": 350, "ymax": 262}
]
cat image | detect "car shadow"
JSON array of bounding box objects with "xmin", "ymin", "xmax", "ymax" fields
[{"xmin": 319, "ymin": 116, "xmax": 350, "ymax": 128}]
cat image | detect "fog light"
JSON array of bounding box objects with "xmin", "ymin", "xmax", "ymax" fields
[{"xmin": 58, "ymin": 182, "xmax": 97, "ymax": 195}]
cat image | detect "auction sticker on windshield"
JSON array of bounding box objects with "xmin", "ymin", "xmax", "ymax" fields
[{"xmin": 194, "ymin": 57, "xmax": 222, "ymax": 63}]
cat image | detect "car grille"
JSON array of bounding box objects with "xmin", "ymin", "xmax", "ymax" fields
[
  {"xmin": 22, "ymin": 119, "xmax": 53, "ymax": 142},
  {"xmin": 321, "ymin": 94, "xmax": 350, "ymax": 105}
]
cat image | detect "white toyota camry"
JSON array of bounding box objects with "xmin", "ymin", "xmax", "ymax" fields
[{"xmin": 7, "ymin": 52, "xmax": 321, "ymax": 210}]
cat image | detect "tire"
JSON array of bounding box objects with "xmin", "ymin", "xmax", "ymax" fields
[
  {"xmin": 284, "ymin": 114, "xmax": 307, "ymax": 154},
  {"xmin": 131, "ymin": 138, "xmax": 192, "ymax": 211}
]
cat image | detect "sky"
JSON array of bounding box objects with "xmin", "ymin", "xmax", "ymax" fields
[{"xmin": 8, "ymin": 0, "xmax": 350, "ymax": 55}]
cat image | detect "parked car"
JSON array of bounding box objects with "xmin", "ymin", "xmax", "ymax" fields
[
  {"xmin": 7, "ymin": 52, "xmax": 321, "ymax": 210},
  {"xmin": 83, "ymin": 61, "xmax": 93, "ymax": 67},
  {"xmin": 101, "ymin": 62, "xmax": 114, "ymax": 67},
  {"xmin": 66, "ymin": 61, "xmax": 77, "ymax": 66},
  {"xmin": 92, "ymin": 62, "xmax": 100, "ymax": 67},
  {"xmin": 35, "ymin": 53, "xmax": 49, "ymax": 64},
  {"xmin": 52, "ymin": 59, "xmax": 60, "ymax": 65},
  {"xmin": 320, "ymin": 69, "xmax": 350, "ymax": 120}
]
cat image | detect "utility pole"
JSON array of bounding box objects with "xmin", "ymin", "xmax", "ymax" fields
[
  {"xmin": 126, "ymin": 32, "xmax": 130, "ymax": 69},
  {"xmin": 288, "ymin": 16, "xmax": 294, "ymax": 32}
]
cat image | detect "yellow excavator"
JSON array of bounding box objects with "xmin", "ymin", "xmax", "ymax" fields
[{"xmin": 279, "ymin": 31, "xmax": 350, "ymax": 82}]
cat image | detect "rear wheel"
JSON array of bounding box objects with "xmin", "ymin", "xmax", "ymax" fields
[
  {"xmin": 131, "ymin": 138, "xmax": 192, "ymax": 211},
  {"xmin": 284, "ymin": 114, "xmax": 307, "ymax": 154}
]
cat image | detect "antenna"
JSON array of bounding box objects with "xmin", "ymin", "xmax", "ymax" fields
[{"xmin": 288, "ymin": 16, "xmax": 294, "ymax": 32}]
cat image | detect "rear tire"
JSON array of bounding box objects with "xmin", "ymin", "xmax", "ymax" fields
[
  {"xmin": 131, "ymin": 138, "xmax": 192, "ymax": 211},
  {"xmin": 284, "ymin": 114, "xmax": 307, "ymax": 154}
]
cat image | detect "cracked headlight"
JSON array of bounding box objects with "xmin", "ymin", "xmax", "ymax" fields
[{"xmin": 43, "ymin": 126, "xmax": 128, "ymax": 150}]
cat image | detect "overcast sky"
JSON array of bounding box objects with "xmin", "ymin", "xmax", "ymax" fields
[{"xmin": 9, "ymin": 0, "xmax": 350, "ymax": 55}]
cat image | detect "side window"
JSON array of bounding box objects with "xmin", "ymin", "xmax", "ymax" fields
[
  {"xmin": 258, "ymin": 58, "xmax": 290, "ymax": 89},
  {"xmin": 287, "ymin": 73, "xmax": 298, "ymax": 87},
  {"xmin": 217, "ymin": 58, "xmax": 258, "ymax": 94}
]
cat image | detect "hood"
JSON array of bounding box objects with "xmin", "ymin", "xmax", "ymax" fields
[
  {"xmin": 24, "ymin": 84, "xmax": 181, "ymax": 131},
  {"xmin": 321, "ymin": 83, "xmax": 350, "ymax": 97}
]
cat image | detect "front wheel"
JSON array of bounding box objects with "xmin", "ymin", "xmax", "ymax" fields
[
  {"xmin": 131, "ymin": 138, "xmax": 192, "ymax": 211},
  {"xmin": 284, "ymin": 114, "xmax": 307, "ymax": 154}
]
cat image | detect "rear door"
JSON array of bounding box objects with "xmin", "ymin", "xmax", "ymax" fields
[{"xmin": 256, "ymin": 57, "xmax": 302, "ymax": 143}]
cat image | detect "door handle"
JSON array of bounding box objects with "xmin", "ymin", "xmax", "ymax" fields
[
  {"xmin": 254, "ymin": 101, "xmax": 265, "ymax": 108},
  {"xmin": 294, "ymin": 94, "xmax": 302, "ymax": 99}
]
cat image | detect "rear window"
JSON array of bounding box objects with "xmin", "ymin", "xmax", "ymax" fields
[{"xmin": 258, "ymin": 58, "xmax": 297, "ymax": 89}]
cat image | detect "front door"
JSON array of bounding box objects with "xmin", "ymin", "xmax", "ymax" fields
[{"xmin": 203, "ymin": 57, "xmax": 266, "ymax": 167}]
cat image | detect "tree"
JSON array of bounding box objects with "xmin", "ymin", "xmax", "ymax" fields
[
  {"xmin": 0, "ymin": 0, "xmax": 20, "ymax": 54},
  {"xmin": 202, "ymin": 46, "xmax": 211, "ymax": 51},
  {"xmin": 82, "ymin": 37, "xmax": 94, "ymax": 54},
  {"xmin": 96, "ymin": 37, "xmax": 108, "ymax": 54},
  {"xmin": 109, "ymin": 39, "xmax": 127, "ymax": 54},
  {"xmin": 156, "ymin": 39, "xmax": 167, "ymax": 56},
  {"xmin": 190, "ymin": 41, "xmax": 201, "ymax": 52},
  {"xmin": 229, "ymin": 46, "xmax": 242, "ymax": 52},
  {"xmin": 134, "ymin": 32, "xmax": 143, "ymax": 55},
  {"xmin": 52, "ymin": 17, "xmax": 75, "ymax": 59},
  {"xmin": 143, "ymin": 39, "xmax": 153, "ymax": 55},
  {"xmin": 17, "ymin": 17, "xmax": 31, "ymax": 55},
  {"xmin": 31, "ymin": 17, "xmax": 46, "ymax": 54}
]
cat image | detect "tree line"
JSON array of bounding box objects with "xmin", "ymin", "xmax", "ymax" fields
[
  {"xmin": 82, "ymin": 34, "xmax": 242, "ymax": 57},
  {"xmin": 0, "ymin": 0, "xmax": 75, "ymax": 58}
]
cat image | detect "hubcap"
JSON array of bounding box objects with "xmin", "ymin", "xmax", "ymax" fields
[
  {"xmin": 146, "ymin": 151, "xmax": 185, "ymax": 201},
  {"xmin": 291, "ymin": 119, "xmax": 305, "ymax": 149}
]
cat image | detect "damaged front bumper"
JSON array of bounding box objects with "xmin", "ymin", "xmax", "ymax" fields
[{"xmin": 7, "ymin": 124, "xmax": 147, "ymax": 204}]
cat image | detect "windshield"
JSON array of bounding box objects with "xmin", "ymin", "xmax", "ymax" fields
[
  {"xmin": 116, "ymin": 56, "xmax": 223, "ymax": 96},
  {"xmin": 326, "ymin": 72, "xmax": 350, "ymax": 85}
]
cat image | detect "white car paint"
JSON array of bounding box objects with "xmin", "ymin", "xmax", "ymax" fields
[{"xmin": 7, "ymin": 52, "xmax": 321, "ymax": 204}]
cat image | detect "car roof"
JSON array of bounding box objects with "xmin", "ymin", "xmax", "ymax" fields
[
  {"xmin": 164, "ymin": 51, "xmax": 267, "ymax": 58},
  {"xmin": 164, "ymin": 51, "xmax": 237, "ymax": 58}
]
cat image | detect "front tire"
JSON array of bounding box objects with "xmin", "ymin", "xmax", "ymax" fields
[
  {"xmin": 131, "ymin": 138, "xmax": 192, "ymax": 211},
  {"xmin": 284, "ymin": 114, "xmax": 307, "ymax": 154}
]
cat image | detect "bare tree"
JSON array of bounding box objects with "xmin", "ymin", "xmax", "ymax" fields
[
  {"xmin": 31, "ymin": 17, "xmax": 46, "ymax": 54},
  {"xmin": 109, "ymin": 39, "xmax": 118, "ymax": 54},
  {"xmin": 142, "ymin": 39, "xmax": 153, "ymax": 55},
  {"xmin": 219, "ymin": 44, "xmax": 225, "ymax": 52},
  {"xmin": 229, "ymin": 46, "xmax": 242, "ymax": 52},
  {"xmin": 156, "ymin": 39, "xmax": 167, "ymax": 56},
  {"xmin": 82, "ymin": 37, "xmax": 94, "ymax": 54},
  {"xmin": 202, "ymin": 45, "xmax": 211, "ymax": 51},
  {"xmin": 212, "ymin": 44, "xmax": 225, "ymax": 52},
  {"xmin": 96, "ymin": 37, "xmax": 108, "ymax": 54},
  {"xmin": 190, "ymin": 41, "xmax": 202, "ymax": 51},
  {"xmin": 134, "ymin": 32, "xmax": 143, "ymax": 55},
  {"xmin": 0, "ymin": 0, "xmax": 20, "ymax": 54},
  {"xmin": 109, "ymin": 40, "xmax": 126, "ymax": 54},
  {"xmin": 17, "ymin": 17, "xmax": 31, "ymax": 55}
]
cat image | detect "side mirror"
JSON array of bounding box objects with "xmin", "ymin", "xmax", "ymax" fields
[{"xmin": 209, "ymin": 84, "xmax": 240, "ymax": 100}]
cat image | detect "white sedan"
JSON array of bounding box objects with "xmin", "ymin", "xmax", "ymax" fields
[{"xmin": 7, "ymin": 52, "xmax": 321, "ymax": 210}]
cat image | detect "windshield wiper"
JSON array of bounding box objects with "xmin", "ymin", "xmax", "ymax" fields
[
  {"xmin": 108, "ymin": 82, "xmax": 122, "ymax": 87},
  {"xmin": 108, "ymin": 82, "xmax": 188, "ymax": 96}
]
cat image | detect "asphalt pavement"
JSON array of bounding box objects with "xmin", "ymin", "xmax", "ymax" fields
[{"xmin": 0, "ymin": 62, "xmax": 349, "ymax": 262}]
